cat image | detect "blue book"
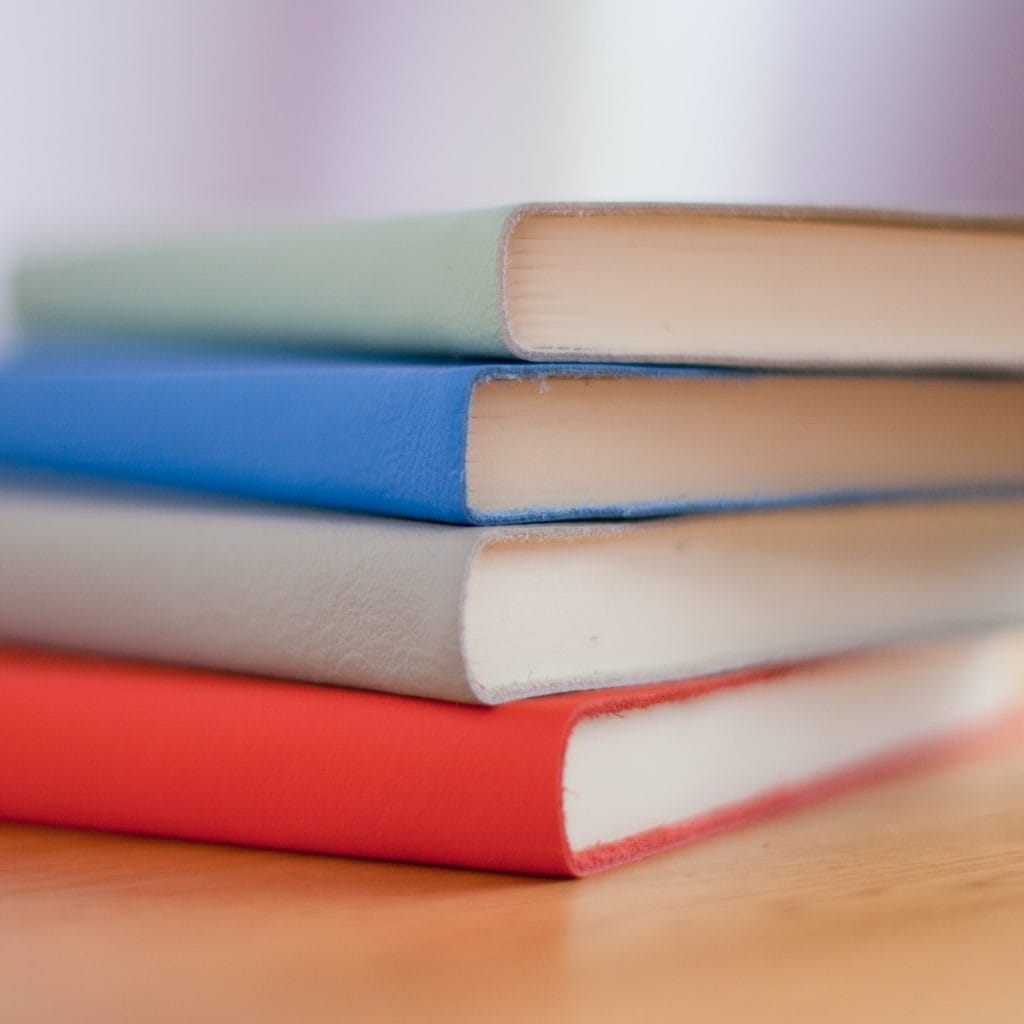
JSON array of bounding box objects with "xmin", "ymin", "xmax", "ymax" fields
[{"xmin": 0, "ymin": 348, "xmax": 1022, "ymax": 525}]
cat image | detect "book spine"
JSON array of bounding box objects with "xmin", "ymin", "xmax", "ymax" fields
[
  {"xmin": 0, "ymin": 648, "xmax": 573, "ymax": 875},
  {"xmin": 0, "ymin": 357, "xmax": 480, "ymax": 524},
  {"xmin": 0, "ymin": 487, "xmax": 484, "ymax": 702},
  {"xmin": 14, "ymin": 207, "xmax": 514, "ymax": 357}
]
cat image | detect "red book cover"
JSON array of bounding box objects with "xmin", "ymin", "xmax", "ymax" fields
[{"xmin": 0, "ymin": 645, "xmax": 1017, "ymax": 877}]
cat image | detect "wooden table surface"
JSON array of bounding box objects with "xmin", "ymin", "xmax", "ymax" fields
[{"xmin": 2, "ymin": 728, "xmax": 1023, "ymax": 1024}]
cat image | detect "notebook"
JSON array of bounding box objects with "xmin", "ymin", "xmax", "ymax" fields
[
  {"xmin": 2, "ymin": 481, "xmax": 1023, "ymax": 703},
  {"xmin": 15, "ymin": 204, "xmax": 1024, "ymax": 367},
  {"xmin": 2, "ymin": 351, "xmax": 1022, "ymax": 524},
  {"xmin": 1, "ymin": 640, "xmax": 1018, "ymax": 876}
]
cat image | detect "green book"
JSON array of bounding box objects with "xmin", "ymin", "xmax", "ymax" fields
[{"xmin": 15, "ymin": 204, "xmax": 1024, "ymax": 367}]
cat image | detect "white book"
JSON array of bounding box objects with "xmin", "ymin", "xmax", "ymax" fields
[{"xmin": 1, "ymin": 482, "xmax": 1023, "ymax": 704}]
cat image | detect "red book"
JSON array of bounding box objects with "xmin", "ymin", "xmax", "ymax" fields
[{"xmin": 0, "ymin": 642, "xmax": 1018, "ymax": 876}]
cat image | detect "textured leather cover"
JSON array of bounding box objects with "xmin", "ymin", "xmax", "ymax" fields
[
  {"xmin": 0, "ymin": 646, "xmax": 1015, "ymax": 877},
  {"xmin": 0, "ymin": 482, "xmax": 483, "ymax": 702},
  {"xmin": 2, "ymin": 482, "xmax": 1024, "ymax": 704},
  {"xmin": 0, "ymin": 351, "xmax": 481, "ymax": 524},
  {"xmin": 5, "ymin": 351, "xmax": 1023, "ymax": 525}
]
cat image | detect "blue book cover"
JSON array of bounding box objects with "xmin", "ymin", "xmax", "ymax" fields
[{"xmin": 0, "ymin": 346, "xmax": 1022, "ymax": 525}]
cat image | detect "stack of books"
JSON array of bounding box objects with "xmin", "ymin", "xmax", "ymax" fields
[{"xmin": 1, "ymin": 204, "xmax": 1023, "ymax": 876}]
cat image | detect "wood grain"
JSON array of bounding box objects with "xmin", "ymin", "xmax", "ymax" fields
[{"xmin": 2, "ymin": 727, "xmax": 1023, "ymax": 1023}]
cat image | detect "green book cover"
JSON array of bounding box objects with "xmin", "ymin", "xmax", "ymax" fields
[{"xmin": 15, "ymin": 207, "xmax": 515, "ymax": 358}]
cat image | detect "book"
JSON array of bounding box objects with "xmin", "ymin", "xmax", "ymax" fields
[
  {"xmin": 1, "ymin": 350, "xmax": 1023, "ymax": 525},
  {"xmin": 1, "ymin": 480, "xmax": 1022, "ymax": 704},
  {"xmin": 0, "ymin": 640, "xmax": 1019, "ymax": 876},
  {"xmin": 14, "ymin": 205, "xmax": 1024, "ymax": 368}
]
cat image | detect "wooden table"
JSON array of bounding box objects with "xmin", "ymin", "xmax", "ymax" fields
[{"xmin": 2, "ymin": 730, "xmax": 1023, "ymax": 1024}]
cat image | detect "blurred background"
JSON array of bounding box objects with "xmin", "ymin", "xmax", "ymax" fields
[{"xmin": 2, "ymin": 0, "xmax": 1023, "ymax": 337}]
